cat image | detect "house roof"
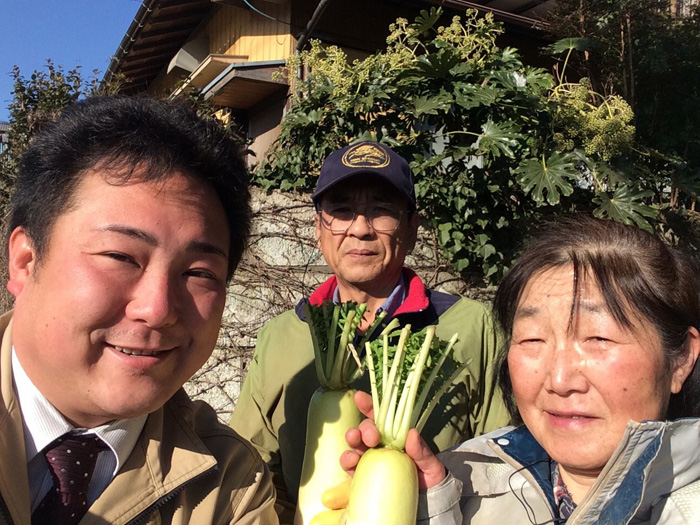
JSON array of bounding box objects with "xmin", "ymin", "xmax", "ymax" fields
[
  {"xmin": 105, "ymin": 0, "xmax": 555, "ymax": 96},
  {"xmin": 104, "ymin": 0, "xmax": 214, "ymax": 94}
]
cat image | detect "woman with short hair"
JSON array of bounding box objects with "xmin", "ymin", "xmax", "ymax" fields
[{"xmin": 344, "ymin": 216, "xmax": 700, "ymax": 524}]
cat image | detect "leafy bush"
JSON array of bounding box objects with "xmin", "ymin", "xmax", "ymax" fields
[
  {"xmin": 0, "ymin": 61, "xmax": 125, "ymax": 208},
  {"xmin": 255, "ymin": 8, "xmax": 691, "ymax": 283}
]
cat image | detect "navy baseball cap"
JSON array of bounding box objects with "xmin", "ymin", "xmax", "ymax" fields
[{"xmin": 312, "ymin": 141, "xmax": 416, "ymax": 208}]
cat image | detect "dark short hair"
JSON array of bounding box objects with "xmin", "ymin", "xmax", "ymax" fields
[
  {"xmin": 8, "ymin": 95, "xmax": 250, "ymax": 280},
  {"xmin": 494, "ymin": 216, "xmax": 700, "ymax": 421}
]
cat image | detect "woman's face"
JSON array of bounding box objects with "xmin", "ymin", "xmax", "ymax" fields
[{"xmin": 508, "ymin": 265, "xmax": 692, "ymax": 480}]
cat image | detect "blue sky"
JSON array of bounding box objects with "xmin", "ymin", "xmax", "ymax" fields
[{"xmin": 0, "ymin": 0, "xmax": 142, "ymax": 121}]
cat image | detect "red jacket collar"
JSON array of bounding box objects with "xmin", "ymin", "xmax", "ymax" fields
[{"xmin": 308, "ymin": 268, "xmax": 430, "ymax": 316}]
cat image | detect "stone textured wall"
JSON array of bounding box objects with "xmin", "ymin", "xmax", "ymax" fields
[{"xmin": 184, "ymin": 188, "xmax": 494, "ymax": 422}]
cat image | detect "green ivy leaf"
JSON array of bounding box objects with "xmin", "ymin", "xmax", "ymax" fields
[
  {"xmin": 437, "ymin": 222, "xmax": 453, "ymax": 245},
  {"xmin": 475, "ymin": 235, "xmax": 496, "ymax": 259},
  {"xmin": 514, "ymin": 152, "xmax": 578, "ymax": 205},
  {"xmin": 454, "ymin": 258, "xmax": 469, "ymax": 272}
]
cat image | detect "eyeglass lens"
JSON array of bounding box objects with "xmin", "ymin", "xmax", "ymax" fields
[{"xmin": 321, "ymin": 205, "xmax": 403, "ymax": 233}]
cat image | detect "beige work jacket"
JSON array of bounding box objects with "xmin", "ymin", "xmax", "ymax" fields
[{"xmin": 0, "ymin": 312, "xmax": 278, "ymax": 525}]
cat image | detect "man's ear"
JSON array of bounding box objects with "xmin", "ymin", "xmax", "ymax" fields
[
  {"xmin": 314, "ymin": 212, "xmax": 322, "ymax": 248},
  {"xmin": 671, "ymin": 326, "xmax": 700, "ymax": 394},
  {"xmin": 7, "ymin": 227, "xmax": 36, "ymax": 297},
  {"xmin": 407, "ymin": 211, "xmax": 420, "ymax": 251}
]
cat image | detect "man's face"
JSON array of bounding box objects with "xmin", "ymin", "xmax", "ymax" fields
[
  {"xmin": 7, "ymin": 168, "xmax": 230, "ymax": 428},
  {"xmin": 314, "ymin": 176, "xmax": 418, "ymax": 297}
]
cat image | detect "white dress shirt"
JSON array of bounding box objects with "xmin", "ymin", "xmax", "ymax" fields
[{"xmin": 11, "ymin": 348, "xmax": 147, "ymax": 511}]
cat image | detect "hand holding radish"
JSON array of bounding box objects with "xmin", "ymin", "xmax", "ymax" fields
[
  {"xmin": 341, "ymin": 391, "xmax": 447, "ymax": 491},
  {"xmin": 309, "ymin": 321, "xmax": 463, "ymax": 524},
  {"xmin": 336, "ymin": 325, "xmax": 462, "ymax": 523}
]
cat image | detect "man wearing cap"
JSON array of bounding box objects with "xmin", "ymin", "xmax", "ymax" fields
[{"xmin": 229, "ymin": 141, "xmax": 510, "ymax": 515}]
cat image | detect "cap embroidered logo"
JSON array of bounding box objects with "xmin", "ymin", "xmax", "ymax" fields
[{"xmin": 341, "ymin": 143, "xmax": 391, "ymax": 168}]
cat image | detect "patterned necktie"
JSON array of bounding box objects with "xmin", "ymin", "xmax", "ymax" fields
[{"xmin": 32, "ymin": 433, "xmax": 109, "ymax": 525}]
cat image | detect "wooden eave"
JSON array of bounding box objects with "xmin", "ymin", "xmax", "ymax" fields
[
  {"xmin": 201, "ymin": 61, "xmax": 289, "ymax": 110},
  {"xmin": 104, "ymin": 0, "xmax": 215, "ymax": 94}
]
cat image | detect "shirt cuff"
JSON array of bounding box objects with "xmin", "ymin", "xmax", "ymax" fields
[{"xmin": 417, "ymin": 471, "xmax": 463, "ymax": 524}]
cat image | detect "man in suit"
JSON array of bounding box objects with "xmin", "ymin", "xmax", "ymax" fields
[{"xmin": 0, "ymin": 96, "xmax": 277, "ymax": 524}]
